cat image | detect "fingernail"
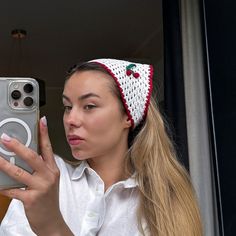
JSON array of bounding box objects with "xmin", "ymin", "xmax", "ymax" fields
[
  {"xmin": 1, "ymin": 133, "xmax": 11, "ymax": 142},
  {"xmin": 41, "ymin": 116, "xmax": 47, "ymax": 127}
]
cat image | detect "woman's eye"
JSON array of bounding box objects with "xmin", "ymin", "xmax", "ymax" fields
[
  {"xmin": 63, "ymin": 106, "xmax": 72, "ymax": 112},
  {"xmin": 84, "ymin": 104, "xmax": 96, "ymax": 110}
]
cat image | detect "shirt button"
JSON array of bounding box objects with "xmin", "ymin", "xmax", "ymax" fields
[
  {"xmin": 96, "ymin": 184, "xmax": 104, "ymax": 196},
  {"xmin": 86, "ymin": 211, "xmax": 99, "ymax": 224},
  {"xmin": 88, "ymin": 212, "xmax": 96, "ymax": 218}
]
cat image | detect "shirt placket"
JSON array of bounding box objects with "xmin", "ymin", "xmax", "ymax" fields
[{"xmin": 80, "ymin": 170, "xmax": 106, "ymax": 235}]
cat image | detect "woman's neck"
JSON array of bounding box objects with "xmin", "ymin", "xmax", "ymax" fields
[{"xmin": 87, "ymin": 153, "xmax": 128, "ymax": 191}]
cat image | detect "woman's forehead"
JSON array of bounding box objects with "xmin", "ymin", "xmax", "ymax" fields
[
  {"xmin": 66, "ymin": 70, "xmax": 112, "ymax": 86},
  {"xmin": 63, "ymin": 70, "xmax": 115, "ymax": 97}
]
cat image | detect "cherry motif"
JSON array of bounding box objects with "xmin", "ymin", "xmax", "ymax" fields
[
  {"xmin": 126, "ymin": 70, "xmax": 132, "ymax": 76},
  {"xmin": 126, "ymin": 64, "xmax": 139, "ymax": 78},
  {"xmin": 133, "ymin": 72, "xmax": 140, "ymax": 78}
]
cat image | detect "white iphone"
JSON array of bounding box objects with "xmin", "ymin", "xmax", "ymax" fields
[{"xmin": 0, "ymin": 78, "xmax": 39, "ymax": 189}]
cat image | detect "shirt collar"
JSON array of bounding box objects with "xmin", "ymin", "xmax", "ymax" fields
[
  {"xmin": 120, "ymin": 175, "xmax": 138, "ymax": 189},
  {"xmin": 71, "ymin": 161, "xmax": 90, "ymax": 180},
  {"xmin": 71, "ymin": 161, "xmax": 138, "ymax": 189}
]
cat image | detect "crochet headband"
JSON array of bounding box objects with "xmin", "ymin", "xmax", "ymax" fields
[{"xmin": 90, "ymin": 58, "xmax": 153, "ymax": 128}]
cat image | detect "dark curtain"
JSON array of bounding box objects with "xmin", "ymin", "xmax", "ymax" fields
[
  {"xmin": 162, "ymin": 0, "xmax": 189, "ymax": 170},
  {"xmin": 202, "ymin": 0, "xmax": 236, "ymax": 235}
]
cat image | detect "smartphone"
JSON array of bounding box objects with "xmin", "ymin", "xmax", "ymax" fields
[{"xmin": 0, "ymin": 78, "xmax": 39, "ymax": 189}]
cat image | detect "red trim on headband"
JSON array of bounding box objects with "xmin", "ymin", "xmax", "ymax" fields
[
  {"xmin": 143, "ymin": 65, "xmax": 154, "ymax": 121},
  {"xmin": 92, "ymin": 61, "xmax": 135, "ymax": 127}
]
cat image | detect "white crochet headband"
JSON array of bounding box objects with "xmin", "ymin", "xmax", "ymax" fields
[{"xmin": 90, "ymin": 58, "xmax": 153, "ymax": 128}]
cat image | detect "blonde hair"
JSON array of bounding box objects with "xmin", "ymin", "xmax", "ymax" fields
[{"xmin": 127, "ymin": 98, "xmax": 203, "ymax": 235}]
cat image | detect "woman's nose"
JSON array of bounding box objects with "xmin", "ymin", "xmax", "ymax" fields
[{"xmin": 65, "ymin": 108, "xmax": 82, "ymax": 127}]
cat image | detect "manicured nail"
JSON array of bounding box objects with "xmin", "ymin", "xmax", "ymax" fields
[
  {"xmin": 1, "ymin": 133, "xmax": 11, "ymax": 142},
  {"xmin": 41, "ymin": 116, "xmax": 47, "ymax": 127}
]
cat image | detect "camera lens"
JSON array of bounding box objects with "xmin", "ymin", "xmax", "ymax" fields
[
  {"xmin": 23, "ymin": 83, "xmax": 33, "ymax": 93},
  {"xmin": 23, "ymin": 97, "xmax": 34, "ymax": 107},
  {"xmin": 11, "ymin": 90, "xmax": 21, "ymax": 100}
]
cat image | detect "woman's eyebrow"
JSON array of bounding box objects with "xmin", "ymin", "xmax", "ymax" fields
[
  {"xmin": 78, "ymin": 93, "xmax": 101, "ymax": 101},
  {"xmin": 62, "ymin": 94, "xmax": 70, "ymax": 102},
  {"xmin": 62, "ymin": 93, "xmax": 100, "ymax": 102}
]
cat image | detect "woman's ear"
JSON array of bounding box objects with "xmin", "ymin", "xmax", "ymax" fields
[{"xmin": 124, "ymin": 115, "xmax": 132, "ymax": 128}]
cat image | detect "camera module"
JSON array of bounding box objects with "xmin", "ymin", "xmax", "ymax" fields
[
  {"xmin": 23, "ymin": 83, "xmax": 33, "ymax": 93},
  {"xmin": 11, "ymin": 90, "xmax": 21, "ymax": 100},
  {"xmin": 23, "ymin": 97, "xmax": 34, "ymax": 107}
]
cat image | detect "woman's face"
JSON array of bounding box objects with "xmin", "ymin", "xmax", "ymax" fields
[{"xmin": 62, "ymin": 70, "xmax": 131, "ymax": 161}]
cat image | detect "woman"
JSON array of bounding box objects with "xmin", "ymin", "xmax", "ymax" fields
[{"xmin": 0, "ymin": 59, "xmax": 202, "ymax": 235}]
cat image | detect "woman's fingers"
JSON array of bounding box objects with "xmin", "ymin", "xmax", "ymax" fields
[
  {"xmin": 0, "ymin": 116, "xmax": 57, "ymax": 171},
  {"xmin": 0, "ymin": 156, "xmax": 34, "ymax": 187},
  {"xmin": 0, "ymin": 133, "xmax": 44, "ymax": 172},
  {"xmin": 39, "ymin": 116, "xmax": 57, "ymax": 169},
  {"xmin": 0, "ymin": 188, "xmax": 27, "ymax": 201},
  {"xmin": 0, "ymin": 116, "xmax": 59, "ymax": 193}
]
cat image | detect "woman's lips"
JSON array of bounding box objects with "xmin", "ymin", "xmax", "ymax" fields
[{"xmin": 67, "ymin": 135, "xmax": 84, "ymax": 146}]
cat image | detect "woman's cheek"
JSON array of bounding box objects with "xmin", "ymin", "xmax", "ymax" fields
[{"xmin": 87, "ymin": 115, "xmax": 107, "ymax": 130}]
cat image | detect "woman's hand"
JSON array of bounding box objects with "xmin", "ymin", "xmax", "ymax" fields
[{"xmin": 0, "ymin": 117, "xmax": 73, "ymax": 236}]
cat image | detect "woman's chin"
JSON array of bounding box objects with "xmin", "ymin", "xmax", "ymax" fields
[{"xmin": 71, "ymin": 151, "xmax": 87, "ymax": 161}]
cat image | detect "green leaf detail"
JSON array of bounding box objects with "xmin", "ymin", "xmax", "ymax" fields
[{"xmin": 126, "ymin": 64, "xmax": 136, "ymax": 70}]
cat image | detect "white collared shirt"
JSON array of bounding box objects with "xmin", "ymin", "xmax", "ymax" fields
[{"xmin": 0, "ymin": 155, "xmax": 142, "ymax": 236}]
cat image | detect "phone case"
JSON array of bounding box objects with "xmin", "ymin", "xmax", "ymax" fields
[{"xmin": 0, "ymin": 78, "xmax": 39, "ymax": 189}]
